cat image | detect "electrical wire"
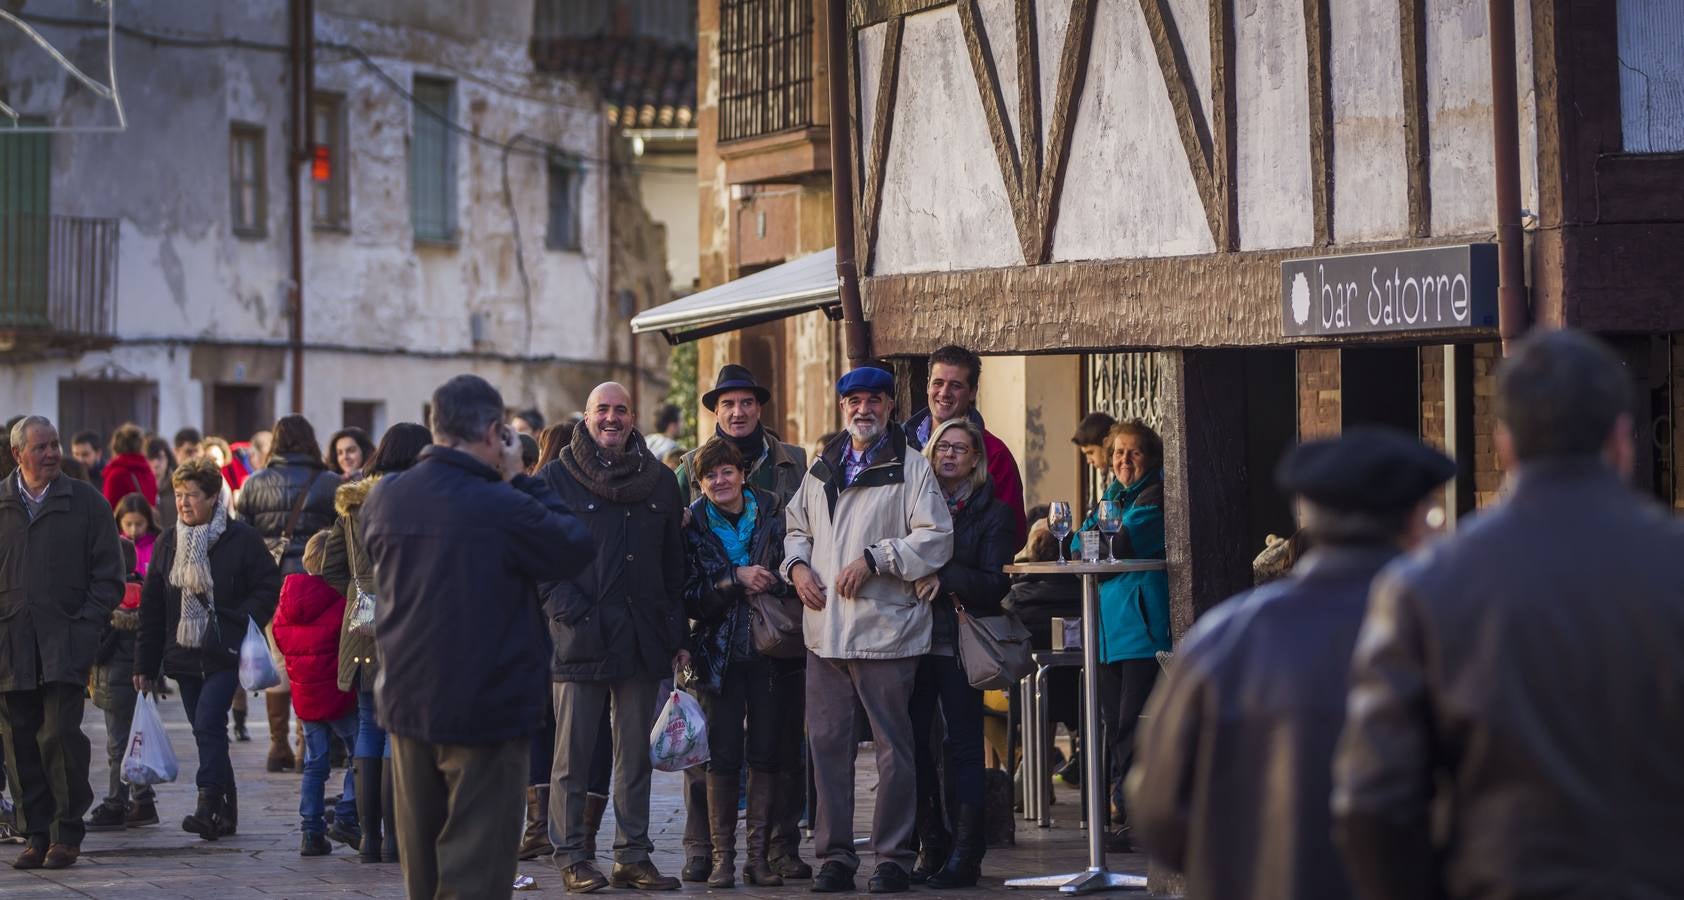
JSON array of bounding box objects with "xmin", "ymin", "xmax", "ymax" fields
[{"xmin": 11, "ymin": 11, "xmax": 699, "ymax": 175}]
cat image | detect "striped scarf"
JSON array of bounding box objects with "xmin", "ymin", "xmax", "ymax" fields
[{"xmin": 169, "ymin": 498, "xmax": 227, "ymax": 648}]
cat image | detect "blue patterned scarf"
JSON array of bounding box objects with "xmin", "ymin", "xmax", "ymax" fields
[{"xmin": 705, "ymin": 489, "xmax": 759, "ymax": 567}]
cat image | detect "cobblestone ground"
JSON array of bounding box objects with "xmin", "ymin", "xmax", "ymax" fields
[{"xmin": 0, "ymin": 693, "xmax": 1148, "ymax": 898}]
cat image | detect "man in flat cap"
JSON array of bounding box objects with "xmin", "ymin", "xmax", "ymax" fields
[
  {"xmin": 783, "ymin": 365, "xmax": 952, "ymax": 894},
  {"xmin": 1125, "ymin": 426, "xmax": 1452, "ymax": 900},
  {"xmin": 1333, "ymin": 329, "xmax": 1684, "ymax": 900}
]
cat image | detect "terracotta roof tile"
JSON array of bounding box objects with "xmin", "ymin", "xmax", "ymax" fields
[{"xmin": 531, "ymin": 36, "xmax": 696, "ymax": 131}]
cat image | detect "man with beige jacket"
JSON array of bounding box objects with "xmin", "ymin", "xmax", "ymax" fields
[{"xmin": 783, "ymin": 366, "xmax": 954, "ymax": 894}]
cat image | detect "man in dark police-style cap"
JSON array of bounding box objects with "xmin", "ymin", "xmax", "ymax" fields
[{"xmin": 1124, "ymin": 426, "xmax": 1453, "ymax": 900}]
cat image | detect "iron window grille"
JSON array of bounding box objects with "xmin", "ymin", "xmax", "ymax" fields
[{"xmin": 718, "ymin": 0, "xmax": 813, "ymax": 142}]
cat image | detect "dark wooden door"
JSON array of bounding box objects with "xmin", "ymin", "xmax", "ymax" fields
[{"xmin": 58, "ymin": 379, "xmax": 159, "ymax": 440}]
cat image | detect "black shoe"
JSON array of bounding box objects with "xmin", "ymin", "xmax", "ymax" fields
[
  {"xmin": 810, "ymin": 861, "xmax": 855, "ymax": 893},
  {"xmin": 680, "ymin": 856, "xmax": 711, "ymax": 882},
  {"xmin": 125, "ymin": 799, "xmax": 160, "ymax": 828},
  {"xmin": 867, "ymin": 862, "xmax": 910, "ymax": 894},
  {"xmin": 300, "ymin": 832, "xmax": 332, "ymax": 856},
  {"xmin": 1103, "ymin": 826, "xmax": 1135, "ymax": 853},
  {"xmin": 327, "ymin": 819, "xmax": 361, "ymax": 850},
  {"xmin": 232, "ymin": 710, "xmax": 250, "ymax": 742},
  {"xmin": 84, "ymin": 799, "xmax": 128, "ymax": 831},
  {"xmin": 181, "ymin": 789, "xmax": 220, "ymax": 842},
  {"xmin": 926, "ymin": 802, "xmax": 985, "ymax": 889},
  {"xmin": 909, "ymin": 793, "xmax": 949, "ymax": 884}
]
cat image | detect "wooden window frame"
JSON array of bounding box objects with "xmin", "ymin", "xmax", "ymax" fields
[
  {"xmin": 410, "ymin": 76, "xmax": 458, "ymax": 245},
  {"xmin": 310, "ymin": 91, "xmax": 351, "ymax": 232},
  {"xmin": 229, "ymin": 122, "xmax": 267, "ymax": 239},
  {"xmin": 547, "ymin": 155, "xmax": 583, "ymax": 251}
]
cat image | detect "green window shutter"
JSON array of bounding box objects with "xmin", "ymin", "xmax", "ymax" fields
[
  {"xmin": 410, "ymin": 78, "xmax": 456, "ymax": 242},
  {"xmin": 0, "ymin": 122, "xmax": 51, "ymax": 329}
]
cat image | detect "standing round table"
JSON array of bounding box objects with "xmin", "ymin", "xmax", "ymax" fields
[{"xmin": 1002, "ymin": 559, "xmax": 1165, "ymax": 894}]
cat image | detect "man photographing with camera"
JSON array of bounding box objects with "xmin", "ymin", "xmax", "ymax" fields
[{"xmin": 361, "ymin": 375, "xmax": 593, "ymax": 899}]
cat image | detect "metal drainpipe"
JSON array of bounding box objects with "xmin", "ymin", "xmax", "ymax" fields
[
  {"xmin": 1488, "ymin": 0, "xmax": 1529, "ymax": 353},
  {"xmin": 287, "ymin": 0, "xmax": 314, "ymax": 412},
  {"xmin": 826, "ymin": 0, "xmax": 872, "ymax": 365}
]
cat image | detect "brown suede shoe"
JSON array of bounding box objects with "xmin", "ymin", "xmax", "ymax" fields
[
  {"xmin": 561, "ymin": 860, "xmax": 609, "ymax": 893},
  {"xmin": 42, "ymin": 843, "xmax": 79, "ymax": 869},
  {"xmin": 12, "ymin": 844, "xmax": 46, "ymax": 870},
  {"xmin": 609, "ymin": 860, "xmax": 681, "ymax": 891}
]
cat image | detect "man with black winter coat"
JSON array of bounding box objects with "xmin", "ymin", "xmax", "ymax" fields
[
  {"xmin": 361, "ymin": 375, "xmax": 593, "ymax": 900},
  {"xmin": 0, "ymin": 416, "xmax": 126, "ymax": 870},
  {"xmin": 538, "ymin": 381, "xmax": 688, "ymax": 894}
]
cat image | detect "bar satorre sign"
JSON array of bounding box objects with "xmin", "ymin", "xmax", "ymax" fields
[{"xmin": 1281, "ymin": 243, "xmax": 1498, "ymax": 337}]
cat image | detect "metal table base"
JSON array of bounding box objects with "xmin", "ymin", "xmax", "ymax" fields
[{"xmin": 1003, "ymin": 560, "xmax": 1165, "ymax": 894}]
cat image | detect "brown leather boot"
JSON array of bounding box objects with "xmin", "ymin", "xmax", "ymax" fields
[
  {"xmin": 743, "ymin": 769, "xmax": 783, "ymax": 886},
  {"xmin": 265, "ymin": 693, "xmax": 295, "ymax": 772},
  {"xmin": 582, "ymin": 792, "xmax": 607, "ymax": 859},
  {"xmin": 705, "ymin": 772, "xmax": 739, "ymax": 888},
  {"xmin": 561, "ymin": 859, "xmax": 609, "ymax": 893},
  {"xmin": 517, "ymin": 785, "xmax": 550, "ymax": 861},
  {"xmin": 768, "ymin": 766, "xmax": 812, "ymax": 878}
]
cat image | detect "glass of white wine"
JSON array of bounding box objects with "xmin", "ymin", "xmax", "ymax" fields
[{"xmin": 1048, "ymin": 501, "xmax": 1074, "ymax": 565}]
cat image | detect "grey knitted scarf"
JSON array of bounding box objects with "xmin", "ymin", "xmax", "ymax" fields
[{"xmin": 169, "ymin": 499, "xmax": 227, "ymax": 648}]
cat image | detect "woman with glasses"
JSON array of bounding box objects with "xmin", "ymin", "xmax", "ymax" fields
[{"xmin": 906, "ymin": 419, "xmax": 1017, "ymax": 888}]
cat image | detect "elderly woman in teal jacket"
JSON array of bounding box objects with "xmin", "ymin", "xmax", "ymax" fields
[{"xmin": 1072, "ymin": 419, "xmax": 1169, "ymax": 849}]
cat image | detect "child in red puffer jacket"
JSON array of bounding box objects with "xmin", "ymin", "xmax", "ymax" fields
[{"xmin": 272, "ymin": 532, "xmax": 360, "ymax": 856}]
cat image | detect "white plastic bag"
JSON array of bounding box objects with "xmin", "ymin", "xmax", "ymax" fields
[
  {"xmin": 121, "ymin": 692, "xmax": 179, "ymax": 786},
  {"xmin": 239, "ymin": 617, "xmax": 281, "ymax": 691},
  {"xmin": 649, "ymin": 689, "xmax": 710, "ymax": 772}
]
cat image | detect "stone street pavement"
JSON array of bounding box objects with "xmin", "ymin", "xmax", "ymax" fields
[{"xmin": 0, "ymin": 693, "xmax": 1148, "ymax": 898}]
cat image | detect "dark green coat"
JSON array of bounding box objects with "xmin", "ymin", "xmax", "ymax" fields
[
  {"xmin": 0, "ymin": 473, "xmax": 126, "ymax": 691},
  {"xmin": 320, "ymin": 474, "xmax": 380, "ymax": 692},
  {"xmin": 675, "ymin": 430, "xmax": 807, "ymax": 507}
]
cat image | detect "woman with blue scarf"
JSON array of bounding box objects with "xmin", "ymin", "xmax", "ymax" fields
[
  {"xmin": 1072, "ymin": 420, "xmax": 1170, "ymax": 850},
  {"xmin": 681, "ymin": 437, "xmax": 801, "ymax": 889}
]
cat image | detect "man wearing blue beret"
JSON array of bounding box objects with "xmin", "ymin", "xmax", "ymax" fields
[{"xmin": 782, "ymin": 365, "xmax": 953, "ymax": 894}]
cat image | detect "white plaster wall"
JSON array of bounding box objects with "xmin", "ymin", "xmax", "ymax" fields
[
  {"xmin": 1, "ymin": 0, "xmax": 622, "ymax": 435},
  {"xmin": 1052, "ymin": 0, "xmax": 1215, "ymax": 260},
  {"xmin": 857, "ymin": 22, "xmax": 886, "ymax": 182},
  {"xmin": 1234, "ymin": 0, "xmax": 1314, "ymax": 251},
  {"xmin": 1330, "ymin": 0, "xmax": 1409, "ymax": 242},
  {"xmin": 1425, "ymin": 0, "xmax": 1495, "ymax": 235},
  {"xmin": 873, "ymin": 6, "xmax": 1023, "ymax": 274},
  {"xmin": 636, "ymin": 153, "xmax": 700, "ymax": 292},
  {"xmin": 976, "ymin": 0, "xmax": 1022, "ymax": 141}
]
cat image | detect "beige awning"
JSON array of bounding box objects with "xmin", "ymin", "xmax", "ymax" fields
[{"xmin": 631, "ymin": 248, "xmax": 840, "ymax": 344}]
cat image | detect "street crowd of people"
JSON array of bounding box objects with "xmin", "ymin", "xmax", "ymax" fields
[{"xmin": 2, "ymin": 328, "xmax": 1681, "ymax": 899}]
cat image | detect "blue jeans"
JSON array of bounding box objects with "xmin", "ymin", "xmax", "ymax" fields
[
  {"xmin": 355, "ymin": 690, "xmax": 389, "ymax": 759},
  {"xmin": 176, "ymin": 670, "xmax": 239, "ymax": 794},
  {"xmin": 300, "ymin": 713, "xmax": 359, "ymax": 835},
  {"xmin": 909, "ymin": 653, "xmax": 986, "ymax": 807}
]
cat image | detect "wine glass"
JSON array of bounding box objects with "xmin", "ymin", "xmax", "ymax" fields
[
  {"xmin": 1097, "ymin": 501, "xmax": 1122, "ymax": 563},
  {"xmin": 1048, "ymin": 501, "xmax": 1073, "ymax": 565}
]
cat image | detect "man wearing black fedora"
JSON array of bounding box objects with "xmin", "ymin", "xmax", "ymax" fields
[{"xmin": 674, "ymin": 364, "xmax": 811, "ymax": 884}]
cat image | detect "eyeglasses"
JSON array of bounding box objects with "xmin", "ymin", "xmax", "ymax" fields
[{"xmin": 933, "ymin": 442, "xmax": 973, "ymax": 456}]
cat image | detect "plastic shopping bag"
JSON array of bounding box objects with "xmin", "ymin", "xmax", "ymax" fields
[
  {"xmin": 121, "ymin": 692, "xmax": 179, "ymax": 786},
  {"xmin": 238, "ymin": 617, "xmax": 282, "ymax": 691},
  {"xmin": 649, "ymin": 689, "xmax": 710, "ymax": 772}
]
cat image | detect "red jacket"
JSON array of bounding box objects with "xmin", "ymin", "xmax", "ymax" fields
[
  {"xmin": 102, "ymin": 453, "xmax": 159, "ymax": 509},
  {"xmin": 272, "ymin": 574, "xmax": 355, "ymax": 722}
]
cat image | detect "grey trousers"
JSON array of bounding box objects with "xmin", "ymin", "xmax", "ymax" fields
[
  {"xmin": 805, "ymin": 653, "xmax": 920, "ymax": 874},
  {"xmin": 390, "ymin": 734, "xmax": 528, "ymax": 900},
  {"xmin": 549, "ymin": 677, "xmax": 660, "ymax": 867}
]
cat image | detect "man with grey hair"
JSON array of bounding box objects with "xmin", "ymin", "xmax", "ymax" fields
[
  {"xmin": 0, "ymin": 416, "xmax": 125, "ymax": 870},
  {"xmin": 361, "ymin": 376, "xmax": 593, "ymax": 899},
  {"xmin": 783, "ymin": 366, "xmax": 953, "ymax": 894},
  {"xmin": 1334, "ymin": 329, "xmax": 1684, "ymax": 900},
  {"xmin": 539, "ymin": 381, "xmax": 688, "ymax": 893}
]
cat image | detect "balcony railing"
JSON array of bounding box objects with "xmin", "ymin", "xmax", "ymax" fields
[{"xmin": 0, "ymin": 213, "xmax": 119, "ymax": 345}]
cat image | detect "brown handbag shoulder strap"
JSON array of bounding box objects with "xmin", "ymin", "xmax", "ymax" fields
[{"xmin": 280, "ymin": 469, "xmax": 325, "ymax": 546}]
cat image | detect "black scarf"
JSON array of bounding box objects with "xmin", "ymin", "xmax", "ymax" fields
[
  {"xmin": 562, "ymin": 424, "xmax": 667, "ymax": 504},
  {"xmin": 716, "ymin": 423, "xmax": 767, "ymax": 467}
]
